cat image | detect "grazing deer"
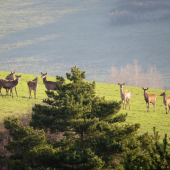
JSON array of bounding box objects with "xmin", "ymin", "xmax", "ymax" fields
[
  {"xmin": 118, "ymin": 83, "xmax": 131, "ymax": 110},
  {"xmin": 27, "ymin": 77, "xmax": 38, "ymax": 99},
  {"xmin": 0, "ymin": 75, "xmax": 22, "ymax": 98},
  {"xmin": 160, "ymin": 91, "xmax": 170, "ymax": 114},
  {"xmin": 142, "ymin": 87, "xmax": 156, "ymax": 112},
  {"xmin": 41, "ymin": 72, "xmax": 58, "ymax": 91},
  {"xmin": 2, "ymin": 71, "xmax": 18, "ymax": 96}
]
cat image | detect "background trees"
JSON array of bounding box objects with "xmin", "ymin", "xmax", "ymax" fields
[{"xmin": 107, "ymin": 60, "xmax": 164, "ymax": 89}]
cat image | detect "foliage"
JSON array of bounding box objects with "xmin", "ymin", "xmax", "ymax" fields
[
  {"xmin": 29, "ymin": 67, "xmax": 142, "ymax": 169},
  {"xmin": 124, "ymin": 127, "xmax": 170, "ymax": 170},
  {"xmin": 3, "ymin": 67, "xmax": 170, "ymax": 169},
  {"xmin": 107, "ymin": 60, "xmax": 164, "ymax": 89},
  {"xmin": 4, "ymin": 117, "xmax": 55, "ymax": 170}
]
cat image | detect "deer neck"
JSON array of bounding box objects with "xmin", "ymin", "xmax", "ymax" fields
[
  {"xmin": 144, "ymin": 90, "xmax": 148, "ymax": 100},
  {"xmin": 163, "ymin": 93, "xmax": 166, "ymax": 104},
  {"xmin": 13, "ymin": 78, "xmax": 19, "ymax": 87},
  {"xmin": 120, "ymin": 87, "xmax": 124, "ymax": 97},
  {"xmin": 43, "ymin": 77, "xmax": 47, "ymax": 84}
]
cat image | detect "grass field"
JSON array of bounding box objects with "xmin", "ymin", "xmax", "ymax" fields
[{"xmin": 0, "ymin": 71, "xmax": 170, "ymax": 139}]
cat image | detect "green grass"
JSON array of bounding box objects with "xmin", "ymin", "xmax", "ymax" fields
[{"xmin": 0, "ymin": 71, "xmax": 169, "ymax": 139}]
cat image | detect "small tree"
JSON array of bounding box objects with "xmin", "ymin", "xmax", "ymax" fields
[
  {"xmin": 30, "ymin": 67, "xmax": 141, "ymax": 169},
  {"xmin": 124, "ymin": 127, "xmax": 170, "ymax": 170},
  {"xmin": 4, "ymin": 117, "xmax": 55, "ymax": 170}
]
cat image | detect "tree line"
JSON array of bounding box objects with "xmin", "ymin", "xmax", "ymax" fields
[
  {"xmin": 107, "ymin": 60, "xmax": 164, "ymax": 89},
  {"xmin": 0, "ymin": 67, "xmax": 170, "ymax": 170}
]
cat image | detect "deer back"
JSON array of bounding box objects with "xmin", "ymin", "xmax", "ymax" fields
[{"xmin": 44, "ymin": 81, "xmax": 57, "ymax": 90}]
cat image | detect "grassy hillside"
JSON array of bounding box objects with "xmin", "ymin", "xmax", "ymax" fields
[{"xmin": 0, "ymin": 71, "xmax": 169, "ymax": 139}]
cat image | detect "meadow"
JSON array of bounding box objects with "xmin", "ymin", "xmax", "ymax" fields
[{"xmin": 0, "ymin": 71, "xmax": 170, "ymax": 139}]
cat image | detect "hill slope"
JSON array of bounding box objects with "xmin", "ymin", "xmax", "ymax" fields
[{"xmin": 0, "ymin": 71, "xmax": 169, "ymax": 138}]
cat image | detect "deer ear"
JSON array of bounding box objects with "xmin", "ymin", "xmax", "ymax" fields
[
  {"xmin": 123, "ymin": 83, "xmax": 125, "ymax": 85},
  {"xmin": 147, "ymin": 88, "xmax": 149, "ymax": 90},
  {"xmin": 46, "ymin": 72, "xmax": 47, "ymax": 75},
  {"xmin": 118, "ymin": 83, "xmax": 120, "ymax": 85}
]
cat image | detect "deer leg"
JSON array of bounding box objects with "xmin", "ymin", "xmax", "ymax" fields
[
  {"xmin": 10, "ymin": 89, "xmax": 13, "ymax": 98},
  {"xmin": 29, "ymin": 89, "xmax": 31, "ymax": 99},
  {"xmin": 34, "ymin": 90, "xmax": 36, "ymax": 99},
  {"xmin": 147, "ymin": 102, "xmax": 149, "ymax": 112},
  {"xmin": 6, "ymin": 89, "xmax": 8, "ymax": 95},
  {"xmin": 165, "ymin": 105, "xmax": 168, "ymax": 114},
  {"xmin": 122, "ymin": 99, "xmax": 124, "ymax": 109},
  {"xmin": 15, "ymin": 87, "xmax": 18, "ymax": 97},
  {"xmin": 168, "ymin": 105, "xmax": 170, "ymax": 114},
  {"xmin": 125, "ymin": 98, "xmax": 127, "ymax": 110},
  {"xmin": 0, "ymin": 88, "xmax": 4, "ymax": 97}
]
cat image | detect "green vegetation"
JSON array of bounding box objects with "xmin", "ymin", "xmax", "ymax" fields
[
  {"xmin": 0, "ymin": 70, "xmax": 169, "ymax": 138},
  {"xmin": 1, "ymin": 67, "xmax": 170, "ymax": 170}
]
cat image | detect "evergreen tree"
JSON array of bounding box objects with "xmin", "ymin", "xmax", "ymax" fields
[
  {"xmin": 30, "ymin": 67, "xmax": 141, "ymax": 169},
  {"xmin": 4, "ymin": 117, "xmax": 55, "ymax": 170},
  {"xmin": 124, "ymin": 127, "xmax": 170, "ymax": 170}
]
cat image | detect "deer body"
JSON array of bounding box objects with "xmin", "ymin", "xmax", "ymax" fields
[
  {"xmin": 118, "ymin": 83, "xmax": 131, "ymax": 110},
  {"xmin": 0, "ymin": 75, "xmax": 22, "ymax": 98},
  {"xmin": 27, "ymin": 77, "xmax": 38, "ymax": 99},
  {"xmin": 142, "ymin": 87, "xmax": 156, "ymax": 112},
  {"xmin": 41, "ymin": 72, "xmax": 57, "ymax": 91},
  {"xmin": 160, "ymin": 91, "xmax": 170, "ymax": 114},
  {"xmin": 2, "ymin": 71, "xmax": 18, "ymax": 96}
]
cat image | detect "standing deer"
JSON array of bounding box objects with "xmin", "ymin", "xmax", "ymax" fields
[
  {"xmin": 142, "ymin": 87, "xmax": 156, "ymax": 112},
  {"xmin": 160, "ymin": 91, "xmax": 170, "ymax": 114},
  {"xmin": 0, "ymin": 75, "xmax": 22, "ymax": 98},
  {"xmin": 27, "ymin": 77, "xmax": 38, "ymax": 99},
  {"xmin": 2, "ymin": 71, "xmax": 18, "ymax": 96},
  {"xmin": 41, "ymin": 72, "xmax": 58, "ymax": 91},
  {"xmin": 118, "ymin": 83, "xmax": 131, "ymax": 110}
]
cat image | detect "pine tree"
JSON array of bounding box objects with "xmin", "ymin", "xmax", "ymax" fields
[
  {"xmin": 124, "ymin": 127, "xmax": 170, "ymax": 170},
  {"xmin": 29, "ymin": 67, "xmax": 141, "ymax": 169},
  {"xmin": 4, "ymin": 117, "xmax": 55, "ymax": 170}
]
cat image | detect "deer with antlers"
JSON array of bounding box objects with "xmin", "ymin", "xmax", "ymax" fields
[
  {"xmin": 118, "ymin": 83, "xmax": 131, "ymax": 110},
  {"xmin": 160, "ymin": 91, "xmax": 170, "ymax": 114},
  {"xmin": 27, "ymin": 77, "xmax": 38, "ymax": 99},
  {"xmin": 41, "ymin": 72, "xmax": 58, "ymax": 91},
  {"xmin": 0, "ymin": 75, "xmax": 22, "ymax": 98},
  {"xmin": 142, "ymin": 87, "xmax": 156, "ymax": 112}
]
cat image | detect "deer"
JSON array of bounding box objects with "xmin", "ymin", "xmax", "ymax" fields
[
  {"xmin": 118, "ymin": 83, "xmax": 131, "ymax": 110},
  {"xmin": 41, "ymin": 72, "xmax": 58, "ymax": 91},
  {"xmin": 1, "ymin": 71, "xmax": 18, "ymax": 96},
  {"xmin": 142, "ymin": 87, "xmax": 156, "ymax": 112},
  {"xmin": 27, "ymin": 77, "xmax": 38, "ymax": 99},
  {"xmin": 0, "ymin": 75, "xmax": 22, "ymax": 98},
  {"xmin": 160, "ymin": 91, "xmax": 170, "ymax": 114}
]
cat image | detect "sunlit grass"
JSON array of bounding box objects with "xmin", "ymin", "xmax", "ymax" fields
[{"xmin": 0, "ymin": 71, "xmax": 170, "ymax": 139}]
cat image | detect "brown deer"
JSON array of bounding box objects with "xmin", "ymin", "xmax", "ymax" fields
[
  {"xmin": 142, "ymin": 87, "xmax": 156, "ymax": 112},
  {"xmin": 41, "ymin": 72, "xmax": 58, "ymax": 91},
  {"xmin": 118, "ymin": 83, "xmax": 131, "ymax": 110},
  {"xmin": 2, "ymin": 71, "xmax": 18, "ymax": 96},
  {"xmin": 0, "ymin": 75, "xmax": 22, "ymax": 98},
  {"xmin": 27, "ymin": 77, "xmax": 38, "ymax": 99},
  {"xmin": 160, "ymin": 91, "xmax": 170, "ymax": 114}
]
